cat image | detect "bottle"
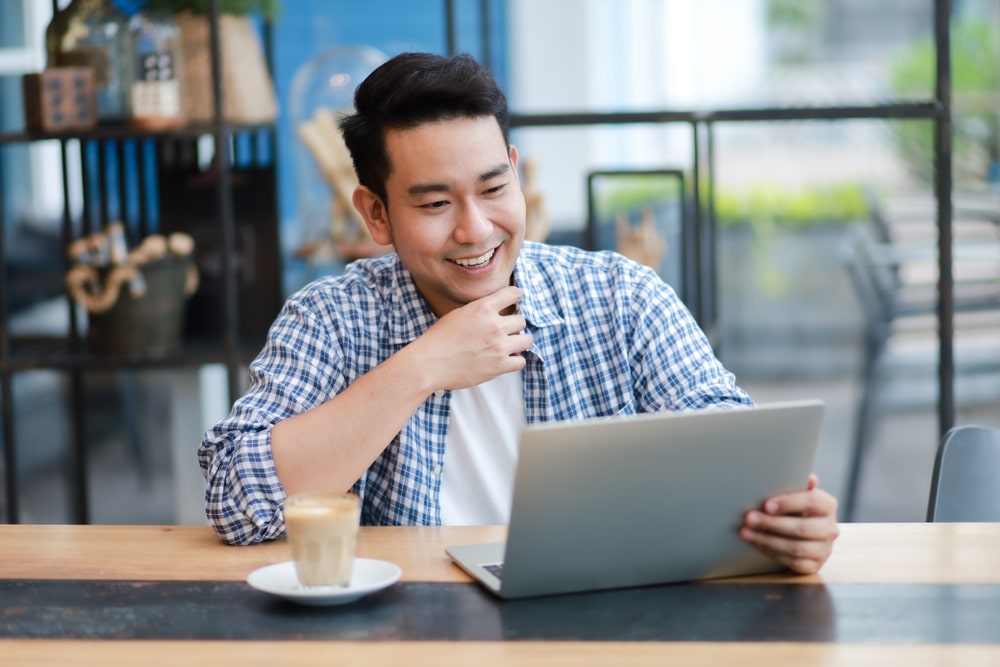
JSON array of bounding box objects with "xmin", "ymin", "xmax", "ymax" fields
[
  {"xmin": 128, "ymin": 11, "xmax": 184, "ymax": 130},
  {"xmin": 46, "ymin": 0, "xmax": 133, "ymax": 123}
]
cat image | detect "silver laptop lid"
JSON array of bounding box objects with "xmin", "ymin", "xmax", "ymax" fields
[{"xmin": 494, "ymin": 400, "xmax": 824, "ymax": 598}]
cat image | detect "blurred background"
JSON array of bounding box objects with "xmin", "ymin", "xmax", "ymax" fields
[{"xmin": 2, "ymin": 0, "xmax": 998, "ymax": 526}]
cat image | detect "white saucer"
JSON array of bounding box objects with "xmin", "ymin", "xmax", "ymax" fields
[{"xmin": 246, "ymin": 558, "xmax": 402, "ymax": 606}]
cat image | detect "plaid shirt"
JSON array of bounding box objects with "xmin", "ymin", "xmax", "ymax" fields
[{"xmin": 199, "ymin": 241, "xmax": 752, "ymax": 545}]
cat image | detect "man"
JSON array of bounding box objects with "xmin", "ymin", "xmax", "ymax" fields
[{"xmin": 200, "ymin": 52, "xmax": 839, "ymax": 574}]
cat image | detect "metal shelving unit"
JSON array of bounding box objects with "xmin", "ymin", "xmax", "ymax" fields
[{"xmin": 0, "ymin": 0, "xmax": 283, "ymax": 523}]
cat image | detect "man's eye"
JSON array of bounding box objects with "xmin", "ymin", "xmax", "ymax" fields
[
  {"xmin": 420, "ymin": 200, "xmax": 449, "ymax": 210},
  {"xmin": 484, "ymin": 183, "xmax": 506, "ymax": 195}
]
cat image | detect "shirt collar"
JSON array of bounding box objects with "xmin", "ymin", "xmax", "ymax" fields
[
  {"xmin": 384, "ymin": 256, "xmax": 438, "ymax": 346},
  {"xmin": 513, "ymin": 242, "xmax": 566, "ymax": 330}
]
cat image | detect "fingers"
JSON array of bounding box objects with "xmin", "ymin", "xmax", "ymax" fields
[
  {"xmin": 483, "ymin": 285, "xmax": 525, "ymax": 314},
  {"xmin": 763, "ymin": 485, "xmax": 839, "ymax": 520},
  {"xmin": 739, "ymin": 479, "xmax": 841, "ymax": 575},
  {"xmin": 740, "ymin": 510, "xmax": 838, "ymax": 574},
  {"xmin": 740, "ymin": 528, "xmax": 831, "ymax": 575},
  {"xmin": 744, "ymin": 506, "xmax": 840, "ymax": 542},
  {"xmin": 418, "ymin": 285, "xmax": 533, "ymax": 391},
  {"xmin": 465, "ymin": 286, "xmax": 528, "ymax": 333},
  {"xmin": 480, "ymin": 287, "xmax": 532, "ymax": 359},
  {"xmin": 748, "ymin": 486, "xmax": 840, "ymax": 542},
  {"xmin": 759, "ymin": 474, "xmax": 835, "ymax": 518},
  {"xmin": 500, "ymin": 329, "xmax": 533, "ymax": 357}
]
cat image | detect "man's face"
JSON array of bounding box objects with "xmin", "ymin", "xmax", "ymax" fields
[{"xmin": 372, "ymin": 115, "xmax": 526, "ymax": 317}]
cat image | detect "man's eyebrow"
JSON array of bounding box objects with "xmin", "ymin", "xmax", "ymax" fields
[
  {"xmin": 407, "ymin": 162, "xmax": 511, "ymax": 197},
  {"xmin": 478, "ymin": 162, "xmax": 511, "ymax": 182},
  {"xmin": 408, "ymin": 182, "xmax": 450, "ymax": 196}
]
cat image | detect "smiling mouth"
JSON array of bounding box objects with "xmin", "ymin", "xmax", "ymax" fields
[{"xmin": 452, "ymin": 247, "xmax": 496, "ymax": 268}]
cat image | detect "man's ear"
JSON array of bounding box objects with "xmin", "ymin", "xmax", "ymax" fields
[
  {"xmin": 352, "ymin": 186, "xmax": 393, "ymax": 245},
  {"xmin": 509, "ymin": 144, "xmax": 520, "ymax": 181}
]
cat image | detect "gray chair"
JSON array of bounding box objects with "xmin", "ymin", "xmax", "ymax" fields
[{"xmin": 926, "ymin": 425, "xmax": 1000, "ymax": 522}]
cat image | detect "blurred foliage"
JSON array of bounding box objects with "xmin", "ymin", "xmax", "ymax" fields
[
  {"xmin": 765, "ymin": 0, "xmax": 825, "ymax": 63},
  {"xmin": 888, "ymin": 18, "xmax": 1000, "ymax": 184},
  {"xmin": 591, "ymin": 175, "xmax": 684, "ymax": 222},
  {"xmin": 594, "ymin": 178, "xmax": 866, "ymax": 229},
  {"xmin": 765, "ymin": 0, "xmax": 824, "ymax": 31},
  {"xmin": 715, "ymin": 183, "xmax": 867, "ymax": 227}
]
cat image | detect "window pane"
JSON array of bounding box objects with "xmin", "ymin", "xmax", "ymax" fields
[{"xmin": 0, "ymin": 2, "xmax": 26, "ymax": 50}]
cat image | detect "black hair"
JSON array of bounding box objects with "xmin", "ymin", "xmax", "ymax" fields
[{"xmin": 339, "ymin": 52, "xmax": 510, "ymax": 204}]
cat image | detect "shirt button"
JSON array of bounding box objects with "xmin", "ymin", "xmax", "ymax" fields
[
  {"xmin": 431, "ymin": 464, "xmax": 442, "ymax": 476},
  {"xmin": 433, "ymin": 389, "xmax": 445, "ymax": 398}
]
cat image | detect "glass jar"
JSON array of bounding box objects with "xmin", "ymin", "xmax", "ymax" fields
[
  {"xmin": 46, "ymin": 0, "xmax": 133, "ymax": 123},
  {"xmin": 128, "ymin": 11, "xmax": 184, "ymax": 130},
  {"xmin": 287, "ymin": 45, "xmax": 388, "ymax": 269}
]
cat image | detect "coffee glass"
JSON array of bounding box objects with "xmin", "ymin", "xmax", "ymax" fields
[{"xmin": 284, "ymin": 492, "xmax": 360, "ymax": 587}]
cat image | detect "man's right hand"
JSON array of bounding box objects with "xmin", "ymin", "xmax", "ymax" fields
[
  {"xmin": 272, "ymin": 286, "xmax": 532, "ymax": 497},
  {"xmin": 413, "ymin": 285, "xmax": 533, "ymax": 393}
]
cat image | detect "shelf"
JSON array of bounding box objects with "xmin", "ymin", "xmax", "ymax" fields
[
  {"xmin": 0, "ymin": 123, "xmax": 275, "ymax": 146},
  {"xmin": 4, "ymin": 335, "xmax": 261, "ymax": 371}
]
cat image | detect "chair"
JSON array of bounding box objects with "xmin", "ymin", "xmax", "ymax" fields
[
  {"xmin": 839, "ymin": 189, "xmax": 1000, "ymax": 520},
  {"xmin": 927, "ymin": 425, "xmax": 1000, "ymax": 522}
]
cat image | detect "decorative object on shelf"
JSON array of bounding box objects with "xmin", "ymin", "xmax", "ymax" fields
[
  {"xmin": 288, "ymin": 45, "xmax": 388, "ymax": 264},
  {"xmin": 172, "ymin": 11, "xmax": 278, "ymax": 124},
  {"xmin": 21, "ymin": 67, "xmax": 98, "ymax": 132},
  {"xmin": 65, "ymin": 226, "xmax": 199, "ymax": 355},
  {"xmin": 141, "ymin": 0, "xmax": 282, "ymax": 124},
  {"xmin": 45, "ymin": 0, "xmax": 134, "ymax": 123},
  {"xmin": 128, "ymin": 10, "xmax": 185, "ymax": 130},
  {"xmin": 296, "ymin": 107, "xmax": 387, "ymax": 262},
  {"xmin": 615, "ymin": 207, "xmax": 667, "ymax": 270},
  {"xmin": 521, "ymin": 158, "xmax": 550, "ymax": 243}
]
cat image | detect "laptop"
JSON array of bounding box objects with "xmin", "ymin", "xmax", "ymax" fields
[{"xmin": 446, "ymin": 399, "xmax": 824, "ymax": 598}]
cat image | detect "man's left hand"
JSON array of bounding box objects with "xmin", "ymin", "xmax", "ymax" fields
[{"xmin": 739, "ymin": 473, "xmax": 840, "ymax": 575}]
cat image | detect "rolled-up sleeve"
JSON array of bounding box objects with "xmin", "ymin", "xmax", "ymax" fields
[{"xmin": 198, "ymin": 294, "xmax": 344, "ymax": 545}]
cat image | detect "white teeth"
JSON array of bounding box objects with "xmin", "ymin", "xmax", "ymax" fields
[{"xmin": 454, "ymin": 248, "xmax": 495, "ymax": 267}]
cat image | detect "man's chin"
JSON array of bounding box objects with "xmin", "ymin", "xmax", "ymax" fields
[{"xmin": 455, "ymin": 281, "xmax": 511, "ymax": 305}]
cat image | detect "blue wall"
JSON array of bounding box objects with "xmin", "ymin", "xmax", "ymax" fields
[{"xmin": 271, "ymin": 1, "xmax": 509, "ymax": 242}]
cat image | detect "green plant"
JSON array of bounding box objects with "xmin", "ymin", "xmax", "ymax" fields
[
  {"xmin": 765, "ymin": 0, "xmax": 824, "ymax": 32},
  {"xmin": 594, "ymin": 179, "xmax": 866, "ymax": 230},
  {"xmin": 765, "ymin": 0, "xmax": 825, "ymax": 64},
  {"xmin": 714, "ymin": 183, "xmax": 867, "ymax": 228},
  {"xmin": 591, "ymin": 176, "xmax": 684, "ymax": 222},
  {"xmin": 888, "ymin": 18, "xmax": 1000, "ymax": 184},
  {"xmin": 141, "ymin": 0, "xmax": 281, "ymax": 22}
]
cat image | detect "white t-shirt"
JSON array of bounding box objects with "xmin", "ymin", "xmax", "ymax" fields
[{"xmin": 439, "ymin": 372, "xmax": 525, "ymax": 525}]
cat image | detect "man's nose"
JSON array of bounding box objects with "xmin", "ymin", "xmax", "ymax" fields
[{"xmin": 453, "ymin": 201, "xmax": 492, "ymax": 244}]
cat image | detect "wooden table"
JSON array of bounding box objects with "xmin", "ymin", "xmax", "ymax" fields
[{"xmin": 2, "ymin": 523, "xmax": 999, "ymax": 666}]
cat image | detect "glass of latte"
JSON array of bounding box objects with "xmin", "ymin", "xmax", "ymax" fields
[{"xmin": 284, "ymin": 492, "xmax": 360, "ymax": 587}]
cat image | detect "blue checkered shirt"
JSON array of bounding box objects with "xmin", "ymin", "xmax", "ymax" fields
[{"xmin": 199, "ymin": 241, "xmax": 752, "ymax": 545}]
